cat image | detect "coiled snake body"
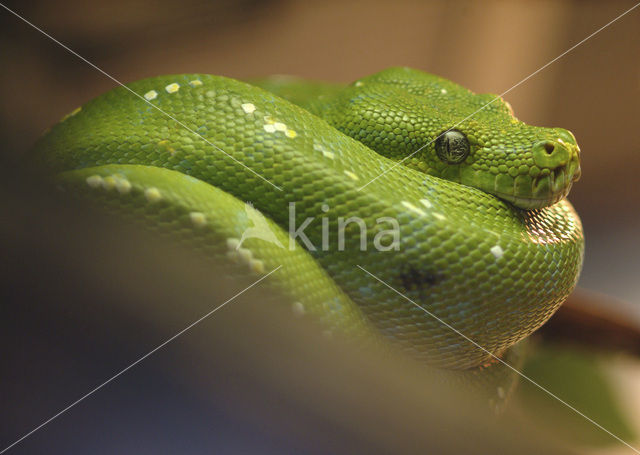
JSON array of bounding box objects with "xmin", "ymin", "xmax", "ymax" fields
[{"xmin": 31, "ymin": 67, "xmax": 584, "ymax": 372}]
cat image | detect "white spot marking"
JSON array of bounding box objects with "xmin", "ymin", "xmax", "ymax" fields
[
  {"xmin": 314, "ymin": 143, "xmax": 335, "ymax": 159},
  {"xmin": 144, "ymin": 90, "xmax": 158, "ymax": 101},
  {"xmin": 144, "ymin": 187, "xmax": 162, "ymax": 203},
  {"xmin": 237, "ymin": 247, "xmax": 253, "ymax": 264},
  {"xmin": 402, "ymin": 201, "xmax": 426, "ymax": 216},
  {"xmin": 490, "ymin": 245, "xmax": 504, "ymax": 259},
  {"xmin": 273, "ymin": 122, "xmax": 287, "ymax": 132},
  {"xmin": 86, "ymin": 175, "xmax": 103, "ymax": 188},
  {"xmin": 101, "ymin": 176, "xmax": 116, "ymax": 191},
  {"xmin": 419, "ymin": 198, "xmax": 432, "ymax": 209},
  {"xmin": 189, "ymin": 212, "xmax": 207, "ymax": 228},
  {"xmin": 285, "ymin": 129, "xmax": 297, "ymax": 138},
  {"xmin": 440, "ymin": 88, "xmax": 447, "ymax": 94},
  {"xmin": 165, "ymin": 83, "xmax": 180, "ymax": 94},
  {"xmin": 241, "ymin": 103, "xmax": 256, "ymax": 114},
  {"xmin": 226, "ymin": 238, "xmax": 241, "ymax": 251},
  {"xmin": 114, "ymin": 177, "xmax": 132, "ymax": 194},
  {"xmin": 250, "ymin": 259, "xmax": 265, "ymax": 274},
  {"xmin": 263, "ymin": 124, "xmax": 276, "ymax": 133},
  {"xmin": 344, "ymin": 170, "xmax": 359, "ymax": 181},
  {"xmin": 355, "ymin": 81, "xmax": 364, "ymax": 87},
  {"xmin": 433, "ymin": 213, "xmax": 446, "ymax": 220},
  {"xmin": 189, "ymin": 80, "xmax": 203, "ymax": 87}
]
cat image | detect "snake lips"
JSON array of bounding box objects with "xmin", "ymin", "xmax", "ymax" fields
[{"xmin": 474, "ymin": 135, "xmax": 582, "ymax": 210}]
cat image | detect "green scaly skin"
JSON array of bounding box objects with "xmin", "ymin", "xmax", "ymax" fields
[{"xmin": 30, "ymin": 67, "xmax": 584, "ymax": 373}]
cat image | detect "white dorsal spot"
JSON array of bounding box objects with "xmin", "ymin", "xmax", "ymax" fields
[
  {"xmin": 401, "ymin": 200, "xmax": 426, "ymax": 216},
  {"xmin": 241, "ymin": 103, "xmax": 256, "ymax": 114},
  {"xmin": 165, "ymin": 83, "xmax": 180, "ymax": 94},
  {"xmin": 189, "ymin": 212, "xmax": 207, "ymax": 228},
  {"xmin": 144, "ymin": 90, "xmax": 158, "ymax": 101},
  {"xmin": 144, "ymin": 187, "xmax": 162, "ymax": 203}
]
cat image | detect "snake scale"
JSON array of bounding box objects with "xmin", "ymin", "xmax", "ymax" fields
[{"xmin": 30, "ymin": 67, "xmax": 584, "ymax": 374}]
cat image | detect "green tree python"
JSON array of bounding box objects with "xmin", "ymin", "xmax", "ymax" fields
[{"xmin": 29, "ymin": 67, "xmax": 584, "ymax": 390}]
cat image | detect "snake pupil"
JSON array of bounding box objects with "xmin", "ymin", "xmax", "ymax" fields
[{"xmin": 435, "ymin": 129, "xmax": 470, "ymax": 164}]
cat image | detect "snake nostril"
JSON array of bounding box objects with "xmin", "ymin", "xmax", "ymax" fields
[
  {"xmin": 544, "ymin": 142, "xmax": 555, "ymax": 155},
  {"xmin": 532, "ymin": 140, "xmax": 571, "ymax": 172}
]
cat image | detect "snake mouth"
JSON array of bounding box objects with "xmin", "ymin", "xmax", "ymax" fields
[
  {"xmin": 488, "ymin": 154, "xmax": 580, "ymax": 210},
  {"xmin": 482, "ymin": 138, "xmax": 581, "ymax": 210},
  {"xmin": 491, "ymin": 176, "xmax": 573, "ymax": 210}
]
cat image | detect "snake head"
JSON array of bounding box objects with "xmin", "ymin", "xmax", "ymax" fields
[
  {"xmin": 434, "ymin": 113, "xmax": 582, "ymax": 210},
  {"xmin": 325, "ymin": 67, "xmax": 582, "ymax": 210}
]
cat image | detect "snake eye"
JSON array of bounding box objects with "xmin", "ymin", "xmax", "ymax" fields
[{"xmin": 435, "ymin": 129, "xmax": 470, "ymax": 164}]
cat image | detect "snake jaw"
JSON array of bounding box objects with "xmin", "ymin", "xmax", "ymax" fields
[
  {"xmin": 509, "ymin": 187, "xmax": 572, "ymax": 210},
  {"xmin": 482, "ymin": 139, "xmax": 581, "ymax": 210},
  {"xmin": 492, "ymin": 178, "xmax": 575, "ymax": 210}
]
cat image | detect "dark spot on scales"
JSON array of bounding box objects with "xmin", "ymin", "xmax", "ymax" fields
[{"xmin": 399, "ymin": 265, "xmax": 443, "ymax": 290}]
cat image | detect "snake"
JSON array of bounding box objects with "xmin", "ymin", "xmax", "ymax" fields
[{"xmin": 29, "ymin": 67, "xmax": 584, "ymax": 378}]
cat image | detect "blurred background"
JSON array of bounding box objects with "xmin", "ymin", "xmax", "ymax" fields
[{"xmin": 1, "ymin": 0, "xmax": 639, "ymax": 453}]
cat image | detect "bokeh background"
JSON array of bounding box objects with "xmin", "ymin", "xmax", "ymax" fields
[{"xmin": 1, "ymin": 0, "xmax": 639, "ymax": 453}]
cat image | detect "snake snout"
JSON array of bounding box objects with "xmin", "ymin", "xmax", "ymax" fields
[
  {"xmin": 532, "ymin": 140, "xmax": 569, "ymax": 170},
  {"xmin": 531, "ymin": 139, "xmax": 581, "ymax": 199}
]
